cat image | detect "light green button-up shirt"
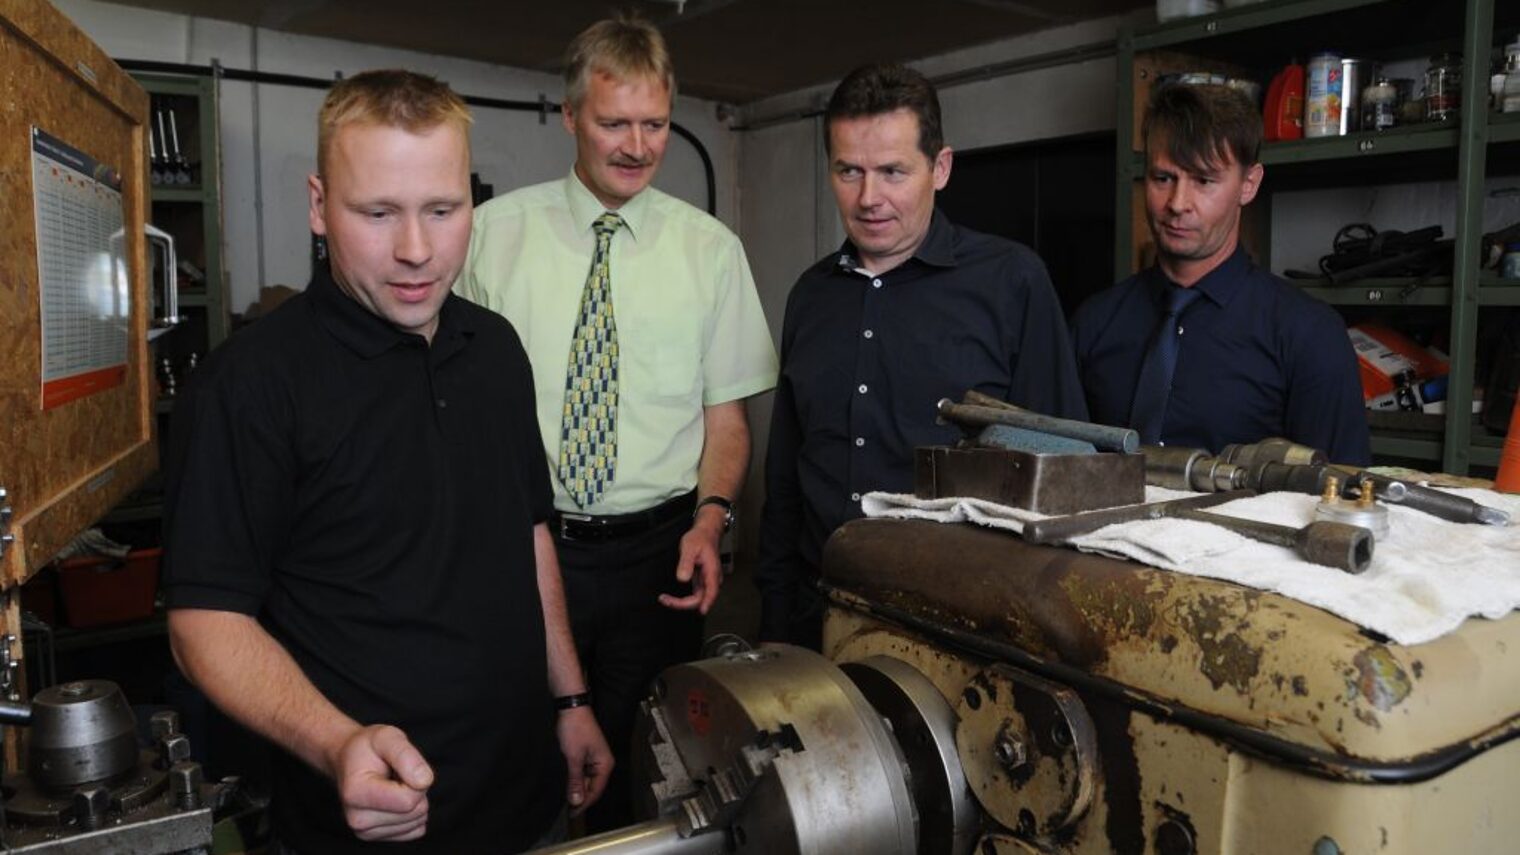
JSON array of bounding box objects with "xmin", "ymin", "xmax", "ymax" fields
[{"xmin": 458, "ymin": 171, "xmax": 778, "ymax": 514}]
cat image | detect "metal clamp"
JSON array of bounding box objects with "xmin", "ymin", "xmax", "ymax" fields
[
  {"xmin": 1, "ymin": 634, "xmax": 20, "ymax": 702},
  {"xmin": 0, "ymin": 484, "xmax": 12, "ymax": 561},
  {"xmin": 146, "ymin": 223, "xmax": 181, "ymax": 340}
]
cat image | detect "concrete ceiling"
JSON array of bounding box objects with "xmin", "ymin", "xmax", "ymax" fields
[{"xmin": 104, "ymin": 0, "xmax": 1150, "ymax": 103}]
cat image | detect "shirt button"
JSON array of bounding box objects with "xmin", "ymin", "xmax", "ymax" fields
[
  {"xmin": 858, "ymin": 384, "xmax": 868, "ymax": 394},
  {"xmin": 851, "ymin": 492, "xmax": 862, "ymax": 502},
  {"xmin": 855, "ymin": 437, "xmax": 865, "ymax": 447},
  {"xmin": 436, "ymin": 398, "xmax": 448, "ymax": 408},
  {"xmin": 872, "ymin": 278, "xmax": 882, "ymax": 289},
  {"xmin": 863, "ymin": 329, "xmax": 874, "ymax": 339}
]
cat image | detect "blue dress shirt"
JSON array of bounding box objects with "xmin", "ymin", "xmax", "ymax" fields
[
  {"xmin": 758, "ymin": 210, "xmax": 1089, "ymax": 643},
  {"xmin": 1071, "ymin": 247, "xmax": 1371, "ymax": 464}
]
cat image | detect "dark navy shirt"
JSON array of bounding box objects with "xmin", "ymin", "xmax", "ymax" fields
[
  {"xmin": 1071, "ymin": 247, "xmax": 1371, "ymax": 464},
  {"xmin": 757, "ymin": 210, "xmax": 1088, "ymax": 642}
]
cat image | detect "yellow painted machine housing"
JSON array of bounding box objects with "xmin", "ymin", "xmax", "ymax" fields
[{"xmin": 819, "ymin": 518, "xmax": 1520, "ymax": 854}]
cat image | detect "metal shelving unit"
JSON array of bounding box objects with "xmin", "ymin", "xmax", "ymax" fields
[
  {"xmin": 1115, "ymin": 0, "xmax": 1518, "ymax": 474},
  {"xmin": 101, "ymin": 73, "xmax": 228, "ymax": 528}
]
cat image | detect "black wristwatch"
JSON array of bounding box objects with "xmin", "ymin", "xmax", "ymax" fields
[{"xmin": 695, "ymin": 495, "xmax": 735, "ymax": 532}]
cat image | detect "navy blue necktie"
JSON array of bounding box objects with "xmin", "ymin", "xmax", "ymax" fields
[{"xmin": 1129, "ymin": 285, "xmax": 1203, "ymax": 444}]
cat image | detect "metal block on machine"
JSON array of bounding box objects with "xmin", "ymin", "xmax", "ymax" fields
[{"xmin": 914, "ymin": 446, "xmax": 1145, "ymax": 515}]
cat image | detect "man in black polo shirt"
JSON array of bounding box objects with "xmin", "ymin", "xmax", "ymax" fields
[
  {"xmin": 756, "ymin": 63, "xmax": 1087, "ymax": 649},
  {"xmin": 1071, "ymin": 84, "xmax": 1369, "ymax": 463},
  {"xmin": 162, "ymin": 70, "xmax": 611, "ymax": 853}
]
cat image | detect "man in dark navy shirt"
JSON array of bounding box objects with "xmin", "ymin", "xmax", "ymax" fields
[
  {"xmin": 162, "ymin": 71, "xmax": 611, "ymax": 853},
  {"xmin": 1072, "ymin": 84, "xmax": 1370, "ymax": 464},
  {"xmin": 756, "ymin": 62, "xmax": 1087, "ymax": 648}
]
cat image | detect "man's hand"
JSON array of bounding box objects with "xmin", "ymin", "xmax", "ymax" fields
[
  {"xmin": 331, "ymin": 724, "xmax": 435, "ymax": 842},
  {"xmin": 558, "ymin": 706, "xmax": 613, "ymax": 815},
  {"xmin": 660, "ymin": 509, "xmax": 725, "ymax": 614}
]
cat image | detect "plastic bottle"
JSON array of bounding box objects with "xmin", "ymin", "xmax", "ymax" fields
[
  {"xmin": 1264, "ymin": 61, "xmax": 1306, "ymax": 141},
  {"xmin": 1503, "ymin": 41, "xmax": 1520, "ymax": 114}
]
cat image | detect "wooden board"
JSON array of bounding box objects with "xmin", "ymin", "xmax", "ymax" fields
[{"xmin": 0, "ymin": 0, "xmax": 154, "ymax": 591}]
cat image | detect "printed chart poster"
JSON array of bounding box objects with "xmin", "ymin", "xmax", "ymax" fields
[{"xmin": 31, "ymin": 127, "xmax": 130, "ymax": 410}]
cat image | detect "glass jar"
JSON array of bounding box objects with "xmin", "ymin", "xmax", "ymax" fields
[
  {"xmin": 1425, "ymin": 53, "xmax": 1462, "ymax": 121},
  {"xmin": 1503, "ymin": 243, "xmax": 1520, "ymax": 280},
  {"xmin": 1363, "ymin": 78, "xmax": 1399, "ymax": 131}
]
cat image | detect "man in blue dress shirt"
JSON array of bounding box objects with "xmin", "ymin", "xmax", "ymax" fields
[
  {"xmin": 1072, "ymin": 84, "xmax": 1370, "ymax": 464},
  {"xmin": 757, "ymin": 63, "xmax": 1088, "ymax": 649}
]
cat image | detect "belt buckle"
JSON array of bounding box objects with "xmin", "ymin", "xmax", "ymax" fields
[{"xmin": 559, "ymin": 512, "xmax": 593, "ymax": 543}]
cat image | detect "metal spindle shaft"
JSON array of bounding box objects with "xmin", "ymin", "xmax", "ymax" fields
[{"xmin": 937, "ymin": 399, "xmax": 1139, "ymax": 453}]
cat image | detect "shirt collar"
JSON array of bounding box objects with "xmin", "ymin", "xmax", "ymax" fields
[
  {"xmin": 1147, "ymin": 243, "xmax": 1252, "ymax": 308},
  {"xmin": 307, "ymin": 261, "xmax": 472, "ymax": 360},
  {"xmin": 834, "ymin": 207, "xmax": 958, "ymax": 274},
  {"xmin": 564, "ymin": 167, "xmax": 649, "ymax": 240}
]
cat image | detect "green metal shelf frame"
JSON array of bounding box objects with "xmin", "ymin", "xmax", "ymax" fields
[{"xmin": 1115, "ymin": 0, "xmax": 1504, "ymax": 475}]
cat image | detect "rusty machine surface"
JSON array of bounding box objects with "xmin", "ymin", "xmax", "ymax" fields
[
  {"xmin": 531, "ymin": 520, "xmax": 1518, "ymax": 854},
  {"xmin": 528, "ymin": 429, "xmax": 1518, "ymax": 855}
]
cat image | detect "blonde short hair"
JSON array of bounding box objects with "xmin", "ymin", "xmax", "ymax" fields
[
  {"xmin": 317, "ymin": 69, "xmax": 472, "ymax": 175},
  {"xmin": 563, "ymin": 14, "xmax": 676, "ymax": 108}
]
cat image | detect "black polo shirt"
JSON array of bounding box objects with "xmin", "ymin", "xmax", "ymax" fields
[
  {"xmin": 756, "ymin": 210, "xmax": 1088, "ymax": 642},
  {"xmin": 162, "ymin": 264, "xmax": 565, "ymax": 853},
  {"xmin": 1071, "ymin": 246, "xmax": 1371, "ymax": 464}
]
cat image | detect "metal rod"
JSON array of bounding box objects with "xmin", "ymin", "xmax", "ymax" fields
[
  {"xmin": 526, "ymin": 818, "xmax": 725, "ymax": 855},
  {"xmin": 1334, "ymin": 468, "xmax": 1510, "ymax": 526},
  {"xmin": 937, "ymin": 399, "xmax": 1139, "ymax": 453},
  {"xmin": 1022, "ymin": 491, "xmax": 1244, "ymax": 544},
  {"xmin": 0, "ymin": 700, "xmax": 30, "ymax": 725}
]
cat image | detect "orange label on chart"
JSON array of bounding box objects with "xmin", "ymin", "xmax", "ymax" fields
[
  {"xmin": 43, "ymin": 365, "xmax": 126, "ymax": 410},
  {"xmin": 687, "ymin": 689, "xmax": 711, "ymax": 737}
]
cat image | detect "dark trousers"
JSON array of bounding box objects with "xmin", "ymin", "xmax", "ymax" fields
[{"xmin": 556, "ymin": 512, "xmax": 702, "ymax": 833}]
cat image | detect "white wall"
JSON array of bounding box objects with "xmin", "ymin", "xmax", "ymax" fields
[{"xmin": 53, "ymin": 0, "xmax": 738, "ymax": 316}]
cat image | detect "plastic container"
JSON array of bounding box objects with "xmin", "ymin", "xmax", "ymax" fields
[
  {"xmin": 1362, "ymin": 77, "xmax": 1399, "ymax": 131},
  {"xmin": 1305, "ymin": 52, "xmax": 1343, "ymax": 138},
  {"xmin": 1503, "ymin": 243, "xmax": 1520, "ymax": 279},
  {"xmin": 1264, "ymin": 62, "xmax": 1306, "ymax": 141},
  {"xmin": 1156, "ymin": 0, "xmax": 1219, "ymax": 22},
  {"xmin": 56, "ymin": 547, "xmax": 160, "ymax": 628}
]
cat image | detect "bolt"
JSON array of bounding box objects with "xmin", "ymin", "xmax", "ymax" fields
[
  {"xmin": 159, "ymin": 733, "xmax": 192, "ymax": 768},
  {"xmin": 1155, "ymin": 818, "xmax": 1197, "ymax": 855},
  {"xmin": 170, "ymin": 761, "xmax": 205, "ymax": 810},
  {"xmin": 1312, "ymin": 837, "xmax": 1342, "ymax": 855},
  {"xmin": 151, "ymin": 710, "xmax": 180, "ymax": 740},
  {"xmin": 73, "ymin": 786, "xmax": 112, "ymax": 830},
  {"xmin": 993, "ymin": 723, "xmax": 1026, "ymax": 773}
]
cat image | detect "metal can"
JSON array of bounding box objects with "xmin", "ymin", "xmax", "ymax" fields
[
  {"xmin": 1305, "ymin": 52, "xmax": 1342, "ymax": 138},
  {"xmin": 1362, "ymin": 77, "xmax": 1399, "ymax": 131},
  {"xmin": 1425, "ymin": 53, "xmax": 1462, "ymax": 121},
  {"xmin": 1339, "ymin": 58, "xmax": 1365, "ymax": 133}
]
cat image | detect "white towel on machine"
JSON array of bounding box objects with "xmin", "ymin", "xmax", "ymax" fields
[{"xmin": 861, "ymin": 486, "xmax": 1520, "ymax": 646}]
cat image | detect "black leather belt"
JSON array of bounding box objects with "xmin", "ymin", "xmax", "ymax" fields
[{"xmin": 551, "ymin": 491, "xmax": 696, "ymax": 543}]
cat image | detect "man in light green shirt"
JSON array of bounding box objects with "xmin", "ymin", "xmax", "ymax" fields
[{"xmin": 456, "ymin": 14, "xmax": 776, "ymax": 832}]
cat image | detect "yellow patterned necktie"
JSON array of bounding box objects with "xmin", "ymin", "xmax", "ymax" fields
[{"xmin": 559, "ymin": 212, "xmax": 624, "ymax": 508}]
